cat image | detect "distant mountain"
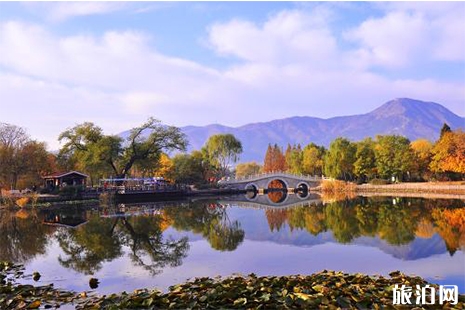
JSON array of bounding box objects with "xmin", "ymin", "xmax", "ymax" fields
[
  {"xmin": 180, "ymin": 98, "xmax": 464, "ymax": 162},
  {"xmin": 120, "ymin": 98, "xmax": 464, "ymax": 163}
]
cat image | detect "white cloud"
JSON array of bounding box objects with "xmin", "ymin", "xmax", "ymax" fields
[
  {"xmin": 208, "ymin": 10, "xmax": 338, "ymax": 67},
  {"xmin": 345, "ymin": 3, "xmax": 465, "ymax": 68},
  {"xmin": 0, "ymin": 4, "xmax": 464, "ymax": 150},
  {"xmin": 24, "ymin": 2, "xmax": 127, "ymax": 22},
  {"xmin": 0, "ymin": 21, "xmax": 219, "ymax": 91},
  {"xmin": 344, "ymin": 11, "xmax": 429, "ymax": 68}
]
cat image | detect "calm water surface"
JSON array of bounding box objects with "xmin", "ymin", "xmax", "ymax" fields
[{"xmin": 1, "ymin": 196, "xmax": 464, "ymax": 294}]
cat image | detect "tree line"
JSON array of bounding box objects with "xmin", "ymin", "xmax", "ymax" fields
[
  {"xmin": 237, "ymin": 123, "xmax": 464, "ymax": 182},
  {"xmin": 0, "ymin": 118, "xmax": 243, "ymax": 190},
  {"xmin": 1, "ymin": 119, "xmax": 463, "ymax": 190}
]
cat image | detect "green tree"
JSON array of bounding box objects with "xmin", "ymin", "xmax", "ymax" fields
[
  {"xmin": 374, "ymin": 135, "xmax": 414, "ymax": 181},
  {"xmin": 285, "ymin": 144, "xmax": 303, "ymax": 174},
  {"xmin": 235, "ymin": 162, "xmax": 262, "ymax": 178},
  {"xmin": 204, "ymin": 134, "xmax": 242, "ymax": 178},
  {"xmin": 58, "ymin": 118, "xmax": 187, "ymax": 180},
  {"xmin": 354, "ymin": 138, "xmax": 377, "ymax": 182},
  {"xmin": 171, "ymin": 153, "xmax": 205, "ymax": 185},
  {"xmin": 324, "ymin": 138, "xmax": 356, "ymax": 180}
]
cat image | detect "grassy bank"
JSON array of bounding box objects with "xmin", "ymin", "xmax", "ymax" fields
[{"xmin": 1, "ymin": 261, "xmax": 464, "ymax": 309}]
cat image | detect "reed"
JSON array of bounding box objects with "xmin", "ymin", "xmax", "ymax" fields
[{"xmin": 320, "ymin": 180, "xmax": 357, "ymax": 201}]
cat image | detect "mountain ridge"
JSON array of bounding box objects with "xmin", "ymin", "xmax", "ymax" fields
[
  {"xmin": 121, "ymin": 98, "xmax": 465, "ymax": 163},
  {"xmin": 181, "ymin": 98, "xmax": 464, "ymax": 162}
]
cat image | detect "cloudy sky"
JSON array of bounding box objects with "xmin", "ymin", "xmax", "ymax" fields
[{"xmin": 0, "ymin": 2, "xmax": 464, "ymax": 150}]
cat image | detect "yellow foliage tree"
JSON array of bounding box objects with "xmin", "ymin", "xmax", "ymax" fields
[
  {"xmin": 235, "ymin": 162, "xmax": 262, "ymax": 178},
  {"xmin": 410, "ymin": 139, "xmax": 433, "ymax": 180},
  {"xmin": 153, "ymin": 153, "xmax": 175, "ymax": 182},
  {"xmin": 430, "ymin": 130, "xmax": 465, "ymax": 174}
]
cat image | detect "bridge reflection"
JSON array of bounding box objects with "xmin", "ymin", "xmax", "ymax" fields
[{"xmin": 220, "ymin": 192, "xmax": 322, "ymax": 210}]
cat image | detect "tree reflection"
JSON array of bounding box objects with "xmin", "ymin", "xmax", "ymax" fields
[
  {"xmin": 56, "ymin": 215, "xmax": 122, "ymax": 274},
  {"xmin": 166, "ymin": 202, "xmax": 245, "ymax": 251},
  {"xmin": 265, "ymin": 209, "xmax": 288, "ymax": 232},
  {"xmin": 267, "ymin": 198, "xmax": 465, "ymax": 251},
  {"xmin": 120, "ymin": 216, "xmax": 189, "ymax": 275},
  {"xmin": 56, "ymin": 213, "xmax": 189, "ymax": 275},
  {"xmin": 0, "ymin": 209, "xmax": 54, "ymax": 263},
  {"xmin": 431, "ymin": 207, "xmax": 465, "ymax": 255},
  {"xmin": 324, "ymin": 201, "xmax": 361, "ymax": 243},
  {"xmin": 377, "ymin": 203, "xmax": 417, "ymax": 245}
]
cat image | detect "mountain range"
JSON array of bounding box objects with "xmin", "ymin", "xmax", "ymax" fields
[
  {"xmin": 121, "ymin": 98, "xmax": 464, "ymax": 163},
  {"xmin": 180, "ymin": 98, "xmax": 464, "ymax": 162}
]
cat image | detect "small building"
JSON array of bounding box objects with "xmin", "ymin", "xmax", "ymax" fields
[{"xmin": 43, "ymin": 171, "xmax": 88, "ymax": 189}]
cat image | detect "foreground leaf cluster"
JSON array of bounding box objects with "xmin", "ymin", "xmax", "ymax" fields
[
  {"xmin": 82, "ymin": 272, "xmax": 464, "ymax": 309},
  {"xmin": 1, "ymin": 261, "xmax": 464, "ymax": 309}
]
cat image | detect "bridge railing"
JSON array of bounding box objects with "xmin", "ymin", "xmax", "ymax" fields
[{"xmin": 219, "ymin": 171, "xmax": 331, "ymax": 184}]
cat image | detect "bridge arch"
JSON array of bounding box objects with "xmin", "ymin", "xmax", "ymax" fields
[
  {"xmin": 245, "ymin": 183, "xmax": 258, "ymax": 200},
  {"xmin": 245, "ymin": 183, "xmax": 258, "ymax": 192},
  {"xmin": 296, "ymin": 182, "xmax": 310, "ymax": 199},
  {"xmin": 266, "ymin": 178, "xmax": 289, "ymax": 191}
]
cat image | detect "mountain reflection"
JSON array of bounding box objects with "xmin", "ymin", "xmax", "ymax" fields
[{"xmin": 0, "ymin": 197, "xmax": 463, "ymax": 276}]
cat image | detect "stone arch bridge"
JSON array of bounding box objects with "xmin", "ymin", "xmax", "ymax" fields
[{"xmin": 219, "ymin": 172, "xmax": 329, "ymax": 193}]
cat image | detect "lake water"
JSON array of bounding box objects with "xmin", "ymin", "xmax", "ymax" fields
[{"xmin": 1, "ymin": 196, "xmax": 464, "ymax": 295}]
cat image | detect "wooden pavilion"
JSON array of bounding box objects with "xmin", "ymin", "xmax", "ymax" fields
[{"xmin": 42, "ymin": 171, "xmax": 88, "ymax": 189}]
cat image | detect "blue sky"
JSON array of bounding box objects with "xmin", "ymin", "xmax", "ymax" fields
[{"xmin": 0, "ymin": 2, "xmax": 464, "ymax": 149}]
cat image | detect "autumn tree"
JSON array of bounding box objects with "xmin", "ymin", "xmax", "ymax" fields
[
  {"xmin": 149, "ymin": 153, "xmax": 175, "ymax": 181},
  {"xmin": 0, "ymin": 123, "xmax": 52, "ymax": 189},
  {"xmin": 204, "ymin": 134, "xmax": 242, "ymax": 179},
  {"xmin": 430, "ymin": 130, "xmax": 465, "ymax": 176},
  {"xmin": 324, "ymin": 138, "xmax": 356, "ymax": 180},
  {"xmin": 58, "ymin": 118, "xmax": 187, "ymax": 180},
  {"xmin": 410, "ymin": 139, "xmax": 433, "ymax": 180},
  {"xmin": 235, "ymin": 162, "xmax": 262, "ymax": 178},
  {"xmin": 302, "ymin": 143, "xmax": 326, "ymax": 176},
  {"xmin": 263, "ymin": 144, "xmax": 286, "ymax": 172},
  {"xmin": 284, "ymin": 144, "xmax": 292, "ymax": 171}
]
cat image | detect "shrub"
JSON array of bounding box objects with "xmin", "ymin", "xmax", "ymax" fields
[
  {"xmin": 15, "ymin": 197, "xmax": 30, "ymax": 208},
  {"xmin": 321, "ymin": 180, "xmax": 356, "ymax": 193},
  {"xmin": 321, "ymin": 180, "xmax": 356, "ymax": 201},
  {"xmin": 59, "ymin": 185, "xmax": 84, "ymax": 198}
]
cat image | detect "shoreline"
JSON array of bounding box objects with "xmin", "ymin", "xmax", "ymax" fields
[
  {"xmin": 355, "ymin": 182, "xmax": 465, "ymax": 200},
  {"xmin": 1, "ymin": 182, "xmax": 464, "ymax": 208}
]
